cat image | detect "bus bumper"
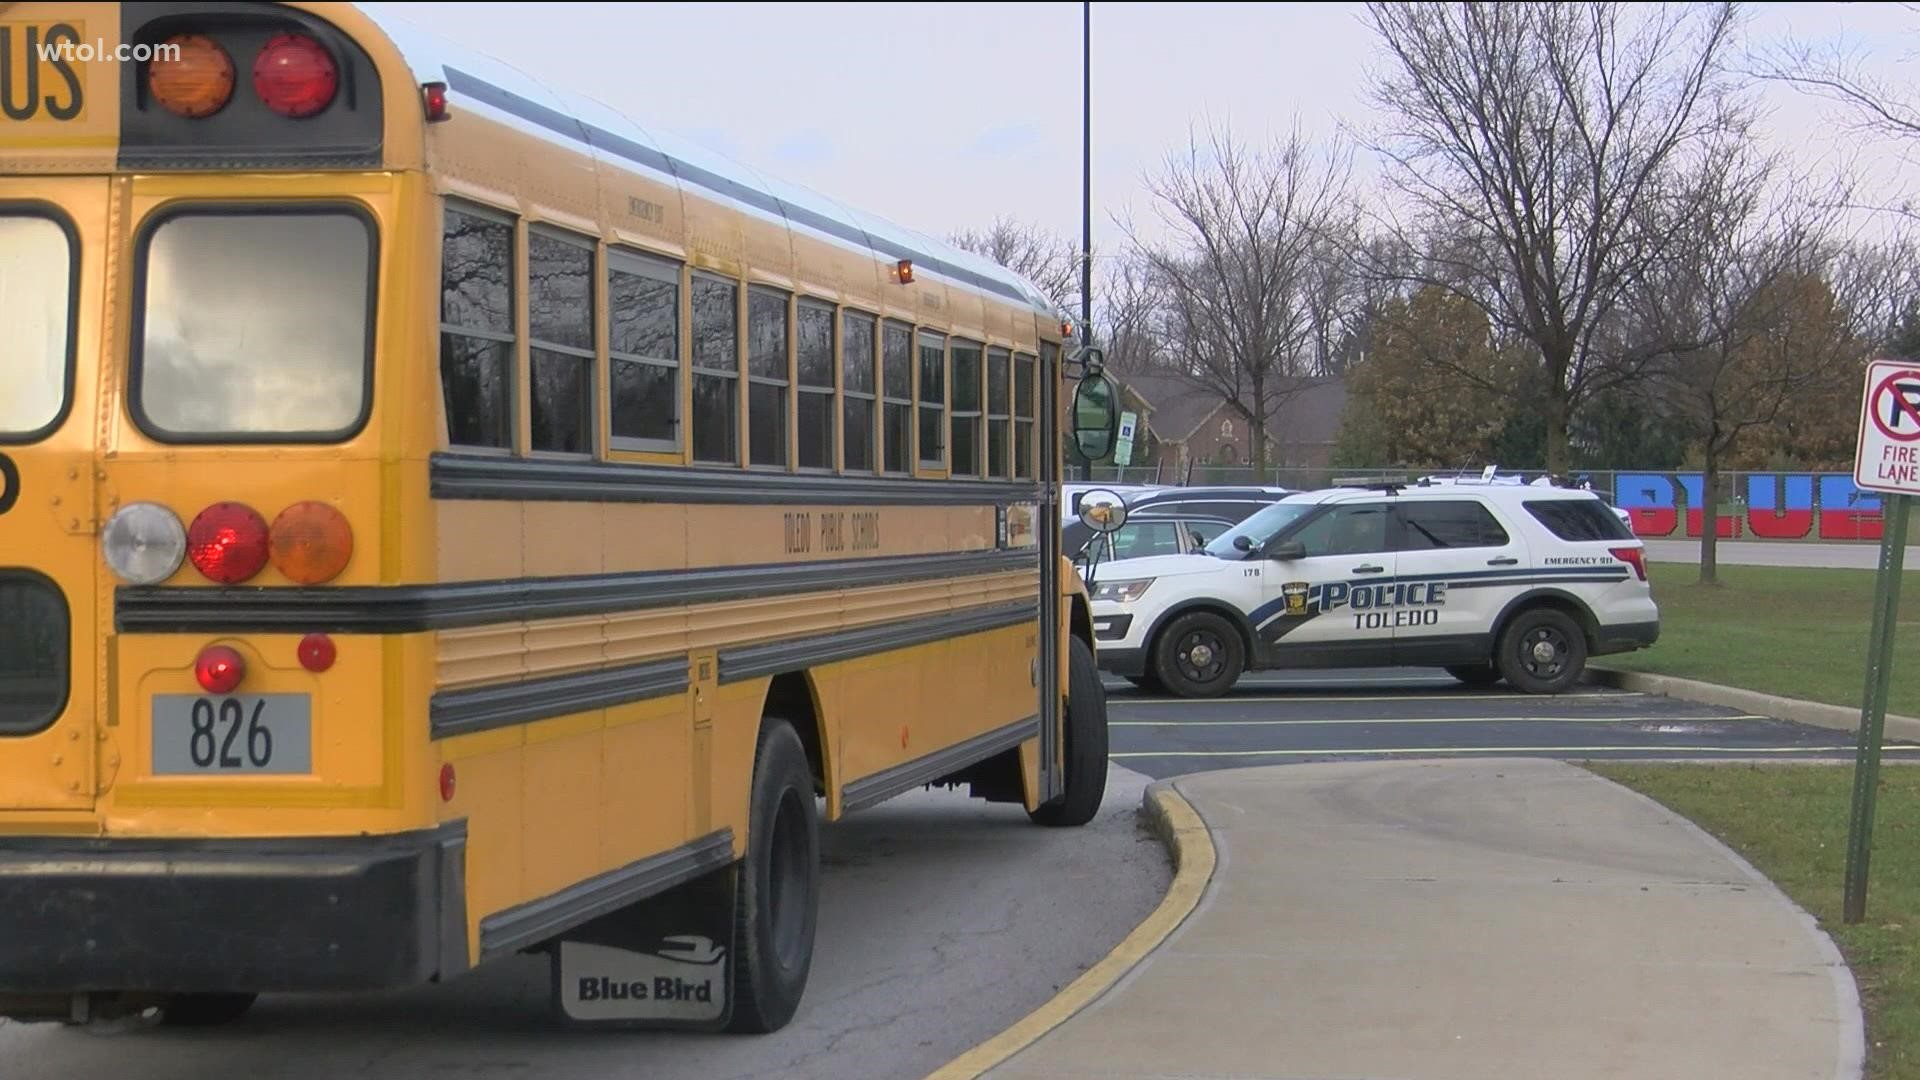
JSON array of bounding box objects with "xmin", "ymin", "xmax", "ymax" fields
[{"xmin": 0, "ymin": 823, "xmax": 468, "ymax": 994}]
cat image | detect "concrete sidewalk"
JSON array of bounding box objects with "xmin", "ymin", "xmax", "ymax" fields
[{"xmin": 987, "ymin": 759, "xmax": 1862, "ymax": 1080}]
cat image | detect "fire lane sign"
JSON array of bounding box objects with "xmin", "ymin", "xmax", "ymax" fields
[{"xmin": 1854, "ymin": 360, "xmax": 1920, "ymax": 494}]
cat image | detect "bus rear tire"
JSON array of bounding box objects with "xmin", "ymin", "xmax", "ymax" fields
[
  {"xmin": 1029, "ymin": 636, "xmax": 1109, "ymax": 828},
  {"xmin": 159, "ymin": 992, "xmax": 256, "ymax": 1027},
  {"xmin": 724, "ymin": 719, "xmax": 820, "ymax": 1034}
]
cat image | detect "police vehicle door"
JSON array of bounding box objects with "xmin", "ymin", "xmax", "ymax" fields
[
  {"xmin": 1253, "ymin": 501, "xmax": 1395, "ymax": 666},
  {"xmin": 1388, "ymin": 499, "xmax": 1528, "ymax": 664}
]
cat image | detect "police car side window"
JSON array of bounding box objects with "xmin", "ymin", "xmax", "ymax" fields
[
  {"xmin": 1397, "ymin": 500, "xmax": 1510, "ymax": 550},
  {"xmin": 1112, "ymin": 521, "xmax": 1182, "ymax": 559},
  {"xmin": 1291, "ymin": 504, "xmax": 1390, "ymax": 557}
]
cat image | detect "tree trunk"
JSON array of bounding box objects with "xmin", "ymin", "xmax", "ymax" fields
[
  {"xmin": 1699, "ymin": 438, "xmax": 1720, "ymax": 586},
  {"xmin": 1544, "ymin": 381, "xmax": 1572, "ymax": 474},
  {"xmin": 1249, "ymin": 379, "xmax": 1269, "ymax": 475}
]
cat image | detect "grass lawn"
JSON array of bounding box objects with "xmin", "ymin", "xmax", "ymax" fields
[
  {"xmin": 1599, "ymin": 562, "xmax": 1920, "ymax": 717},
  {"xmin": 1593, "ymin": 763, "xmax": 1920, "ymax": 1079}
]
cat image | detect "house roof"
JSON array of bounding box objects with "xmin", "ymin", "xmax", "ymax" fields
[
  {"xmin": 1114, "ymin": 371, "xmax": 1233, "ymax": 443},
  {"xmin": 1114, "ymin": 370, "xmax": 1347, "ymax": 447}
]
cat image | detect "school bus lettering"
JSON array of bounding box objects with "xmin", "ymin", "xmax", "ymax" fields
[
  {"xmin": 783, "ymin": 511, "xmax": 811, "ymax": 554},
  {"xmin": 0, "ymin": 453, "xmax": 17, "ymax": 517},
  {"xmin": 0, "ymin": 23, "xmax": 84, "ymax": 122}
]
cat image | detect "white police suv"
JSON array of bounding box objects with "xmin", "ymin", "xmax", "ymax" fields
[{"xmin": 1083, "ymin": 480, "xmax": 1659, "ymax": 697}]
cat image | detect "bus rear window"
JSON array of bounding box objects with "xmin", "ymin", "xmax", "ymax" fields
[
  {"xmin": 0, "ymin": 215, "xmax": 74, "ymax": 441},
  {"xmin": 135, "ymin": 209, "xmax": 374, "ymax": 441}
]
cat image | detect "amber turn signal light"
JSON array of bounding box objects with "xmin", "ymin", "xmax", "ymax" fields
[
  {"xmin": 149, "ymin": 33, "xmax": 236, "ymax": 119},
  {"xmin": 270, "ymin": 501, "xmax": 354, "ymax": 585}
]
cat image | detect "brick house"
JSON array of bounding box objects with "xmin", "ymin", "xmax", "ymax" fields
[{"xmin": 1100, "ymin": 370, "xmax": 1346, "ymax": 477}]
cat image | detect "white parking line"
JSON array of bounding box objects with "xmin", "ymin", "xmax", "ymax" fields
[
  {"xmin": 1107, "ymin": 691, "xmax": 1640, "ymax": 706},
  {"xmin": 1111, "ymin": 744, "xmax": 1920, "ymax": 758},
  {"xmin": 1110, "ymin": 714, "xmax": 1771, "ymax": 727}
]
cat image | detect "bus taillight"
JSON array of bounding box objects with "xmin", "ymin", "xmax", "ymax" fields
[
  {"xmin": 194, "ymin": 645, "xmax": 246, "ymax": 694},
  {"xmin": 270, "ymin": 502, "xmax": 354, "ymax": 585},
  {"xmin": 187, "ymin": 503, "xmax": 271, "ymax": 584},
  {"xmin": 148, "ymin": 33, "xmax": 236, "ymax": 119},
  {"xmin": 253, "ymin": 33, "xmax": 338, "ymax": 118}
]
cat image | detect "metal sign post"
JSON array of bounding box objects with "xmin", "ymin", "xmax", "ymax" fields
[{"xmin": 1842, "ymin": 360, "xmax": 1920, "ymax": 922}]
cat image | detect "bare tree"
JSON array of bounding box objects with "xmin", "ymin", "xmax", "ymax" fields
[
  {"xmin": 1361, "ymin": 1, "xmax": 1744, "ymax": 472},
  {"xmin": 1125, "ymin": 123, "xmax": 1350, "ymax": 470},
  {"xmin": 948, "ymin": 216, "xmax": 1080, "ymax": 308},
  {"xmin": 1637, "ymin": 151, "xmax": 1846, "ymax": 583},
  {"xmin": 1754, "ymin": 7, "xmax": 1920, "ymax": 146}
]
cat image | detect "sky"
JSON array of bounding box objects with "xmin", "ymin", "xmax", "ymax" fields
[{"xmin": 368, "ymin": 2, "xmax": 1917, "ymax": 261}]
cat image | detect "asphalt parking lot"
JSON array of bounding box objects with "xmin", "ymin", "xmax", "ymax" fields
[{"xmin": 1105, "ymin": 667, "xmax": 1918, "ymax": 778}]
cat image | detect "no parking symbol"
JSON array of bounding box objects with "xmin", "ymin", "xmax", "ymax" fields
[{"xmin": 1854, "ymin": 361, "xmax": 1920, "ymax": 494}]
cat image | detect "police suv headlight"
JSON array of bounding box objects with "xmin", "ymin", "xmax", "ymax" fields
[{"xmin": 1092, "ymin": 578, "xmax": 1154, "ymax": 603}]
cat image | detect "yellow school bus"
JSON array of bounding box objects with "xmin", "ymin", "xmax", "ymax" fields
[{"xmin": 0, "ymin": 1, "xmax": 1122, "ymax": 1031}]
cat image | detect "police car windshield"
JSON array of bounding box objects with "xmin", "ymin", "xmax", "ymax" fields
[{"xmin": 1204, "ymin": 501, "xmax": 1318, "ymax": 557}]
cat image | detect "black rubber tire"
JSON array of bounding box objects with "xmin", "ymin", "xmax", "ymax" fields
[
  {"xmin": 724, "ymin": 720, "xmax": 820, "ymax": 1034},
  {"xmin": 1151, "ymin": 611, "xmax": 1245, "ymax": 699},
  {"xmin": 159, "ymin": 992, "xmax": 257, "ymax": 1027},
  {"xmin": 1123, "ymin": 673, "xmax": 1164, "ymax": 693},
  {"xmin": 1445, "ymin": 664, "xmax": 1503, "ymax": 688},
  {"xmin": 1495, "ymin": 608, "xmax": 1588, "ymax": 694},
  {"xmin": 1030, "ymin": 636, "xmax": 1110, "ymax": 827}
]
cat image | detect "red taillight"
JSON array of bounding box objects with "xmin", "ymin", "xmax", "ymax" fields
[
  {"xmin": 422, "ymin": 80, "xmax": 449, "ymax": 123},
  {"xmin": 187, "ymin": 502, "xmax": 271, "ymax": 584},
  {"xmin": 297, "ymin": 632, "xmax": 337, "ymax": 673},
  {"xmin": 195, "ymin": 645, "xmax": 246, "ymax": 694},
  {"xmin": 252, "ymin": 32, "xmax": 337, "ymax": 118},
  {"xmin": 1610, "ymin": 546, "xmax": 1648, "ymax": 582},
  {"xmin": 439, "ymin": 764, "xmax": 457, "ymax": 803}
]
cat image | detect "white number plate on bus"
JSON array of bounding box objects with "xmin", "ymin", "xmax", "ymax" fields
[{"xmin": 151, "ymin": 694, "xmax": 312, "ymax": 775}]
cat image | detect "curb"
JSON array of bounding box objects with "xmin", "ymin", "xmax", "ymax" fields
[
  {"xmin": 1586, "ymin": 667, "xmax": 1920, "ymax": 744},
  {"xmin": 924, "ymin": 781, "xmax": 1218, "ymax": 1080}
]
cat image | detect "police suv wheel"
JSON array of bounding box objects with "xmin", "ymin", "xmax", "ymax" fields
[
  {"xmin": 1152, "ymin": 611, "xmax": 1244, "ymax": 698},
  {"xmin": 1444, "ymin": 664, "xmax": 1502, "ymax": 688},
  {"xmin": 1496, "ymin": 609, "xmax": 1587, "ymax": 695},
  {"xmin": 1030, "ymin": 635, "xmax": 1110, "ymax": 827},
  {"xmin": 726, "ymin": 719, "xmax": 819, "ymax": 1033}
]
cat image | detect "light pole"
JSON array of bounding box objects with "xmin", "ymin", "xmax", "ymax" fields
[{"xmin": 1081, "ymin": 0, "xmax": 1092, "ymax": 352}]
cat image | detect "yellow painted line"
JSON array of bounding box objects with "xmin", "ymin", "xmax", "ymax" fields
[
  {"xmin": 1112, "ymin": 745, "xmax": 1920, "ymax": 758},
  {"xmin": 1108, "ymin": 692, "xmax": 1638, "ymax": 705},
  {"xmin": 1111, "ymin": 714, "xmax": 1772, "ymax": 727},
  {"xmin": 925, "ymin": 785, "xmax": 1217, "ymax": 1080}
]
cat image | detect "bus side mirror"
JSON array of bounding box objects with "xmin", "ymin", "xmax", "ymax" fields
[{"xmin": 1071, "ymin": 371, "xmax": 1121, "ymax": 462}]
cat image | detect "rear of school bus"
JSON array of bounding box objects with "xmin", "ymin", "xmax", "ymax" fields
[{"xmin": 0, "ymin": 2, "xmax": 460, "ymax": 1020}]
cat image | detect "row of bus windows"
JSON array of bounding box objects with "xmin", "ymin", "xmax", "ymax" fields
[{"xmin": 440, "ymin": 203, "xmax": 1042, "ymax": 478}]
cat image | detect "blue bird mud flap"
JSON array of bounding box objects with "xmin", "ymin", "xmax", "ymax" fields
[{"xmin": 551, "ymin": 863, "xmax": 736, "ymax": 1030}]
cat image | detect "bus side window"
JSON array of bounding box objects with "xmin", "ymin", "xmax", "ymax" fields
[
  {"xmin": 746, "ymin": 286, "xmax": 789, "ymax": 468},
  {"xmin": 527, "ymin": 228, "xmax": 595, "ymax": 455},
  {"xmin": 986, "ymin": 347, "xmax": 1011, "ymax": 479},
  {"xmin": 796, "ymin": 300, "xmax": 835, "ymax": 470},
  {"xmin": 882, "ymin": 322, "xmax": 912, "ymax": 474},
  {"xmin": 917, "ymin": 330, "xmax": 946, "ymax": 470},
  {"xmin": 1013, "ymin": 352, "xmax": 1036, "ymax": 479},
  {"xmin": 690, "ymin": 273, "xmax": 740, "ymax": 464},
  {"xmin": 950, "ymin": 340, "xmax": 982, "ymax": 477},
  {"xmin": 439, "ymin": 203, "xmax": 517, "ymax": 450},
  {"xmin": 842, "ymin": 310, "xmax": 877, "ymax": 473},
  {"xmin": 607, "ymin": 249, "xmax": 681, "ymax": 452}
]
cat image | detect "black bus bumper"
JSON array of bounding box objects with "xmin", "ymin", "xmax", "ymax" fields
[{"xmin": 0, "ymin": 823, "xmax": 468, "ymax": 994}]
